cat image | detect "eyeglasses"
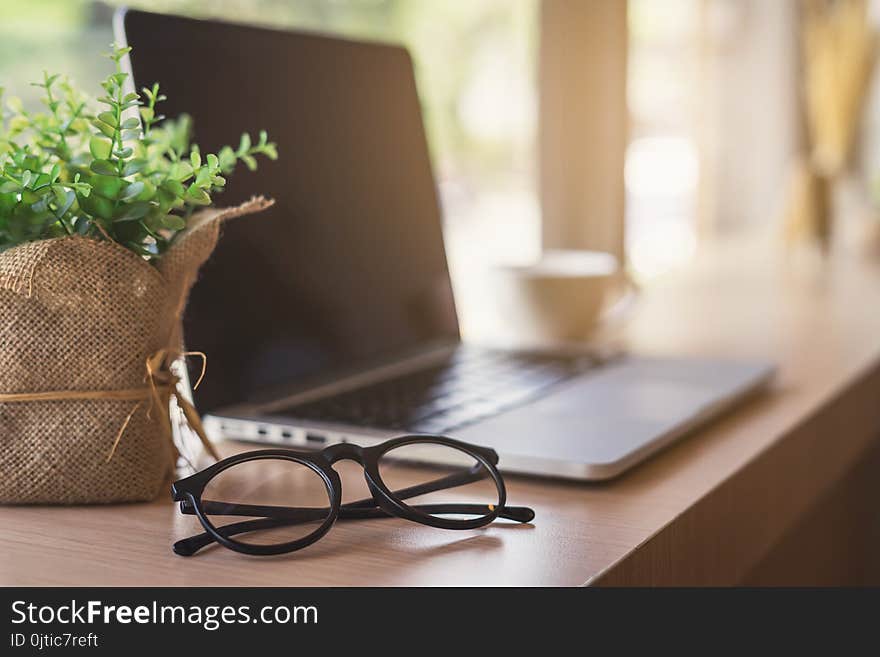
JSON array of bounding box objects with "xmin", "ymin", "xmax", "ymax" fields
[{"xmin": 171, "ymin": 435, "xmax": 535, "ymax": 556}]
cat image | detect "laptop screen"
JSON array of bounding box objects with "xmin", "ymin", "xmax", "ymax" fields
[{"xmin": 122, "ymin": 10, "xmax": 459, "ymax": 413}]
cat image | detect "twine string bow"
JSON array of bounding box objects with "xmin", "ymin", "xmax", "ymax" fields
[
  {"xmin": 106, "ymin": 349, "xmax": 220, "ymax": 464},
  {"xmin": 0, "ymin": 349, "xmax": 219, "ymax": 466}
]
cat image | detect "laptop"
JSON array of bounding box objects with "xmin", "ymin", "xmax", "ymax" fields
[{"xmin": 118, "ymin": 9, "xmax": 774, "ymax": 480}]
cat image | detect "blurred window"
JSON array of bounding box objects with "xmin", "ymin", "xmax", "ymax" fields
[
  {"xmin": 4, "ymin": 1, "xmax": 778, "ymax": 290},
  {"xmin": 627, "ymin": 0, "xmax": 701, "ymax": 282},
  {"xmin": 0, "ymin": 0, "xmax": 539, "ymax": 273}
]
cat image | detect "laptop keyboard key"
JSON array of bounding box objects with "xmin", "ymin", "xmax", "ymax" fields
[{"xmin": 279, "ymin": 347, "xmax": 596, "ymax": 432}]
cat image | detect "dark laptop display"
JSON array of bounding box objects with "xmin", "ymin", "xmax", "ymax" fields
[
  {"xmin": 124, "ymin": 10, "xmax": 459, "ymax": 413},
  {"xmin": 121, "ymin": 9, "xmax": 773, "ymax": 481}
]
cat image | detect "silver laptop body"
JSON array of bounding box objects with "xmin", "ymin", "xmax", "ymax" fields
[
  {"xmin": 201, "ymin": 348, "xmax": 772, "ymax": 481},
  {"xmin": 121, "ymin": 10, "xmax": 773, "ymax": 481}
]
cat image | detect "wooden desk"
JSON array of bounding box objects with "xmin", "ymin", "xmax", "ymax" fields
[{"xmin": 2, "ymin": 242, "xmax": 879, "ymax": 586}]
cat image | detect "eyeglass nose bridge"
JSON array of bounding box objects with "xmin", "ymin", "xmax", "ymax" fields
[{"xmin": 321, "ymin": 442, "xmax": 365, "ymax": 464}]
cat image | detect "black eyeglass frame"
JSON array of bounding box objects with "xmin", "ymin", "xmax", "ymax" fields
[{"xmin": 171, "ymin": 434, "xmax": 534, "ymax": 556}]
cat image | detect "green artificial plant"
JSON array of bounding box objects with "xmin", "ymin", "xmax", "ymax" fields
[{"xmin": 0, "ymin": 45, "xmax": 277, "ymax": 260}]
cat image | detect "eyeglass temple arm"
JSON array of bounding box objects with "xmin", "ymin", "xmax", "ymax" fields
[
  {"xmin": 173, "ymin": 502, "xmax": 534, "ymax": 557},
  {"xmin": 188, "ymin": 499, "xmax": 534, "ymax": 523},
  {"xmin": 354, "ymin": 466, "xmax": 486, "ymax": 509}
]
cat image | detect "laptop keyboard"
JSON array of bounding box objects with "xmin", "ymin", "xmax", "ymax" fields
[{"xmin": 276, "ymin": 348, "xmax": 600, "ymax": 434}]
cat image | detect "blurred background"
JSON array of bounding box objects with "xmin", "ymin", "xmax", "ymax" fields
[{"xmin": 3, "ymin": 0, "xmax": 879, "ymax": 320}]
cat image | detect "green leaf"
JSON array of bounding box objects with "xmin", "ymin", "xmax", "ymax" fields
[
  {"xmin": 122, "ymin": 159, "xmax": 147, "ymax": 177},
  {"xmin": 82, "ymin": 194, "xmax": 114, "ymax": 221},
  {"xmin": 139, "ymin": 106, "xmax": 154, "ymax": 123},
  {"xmin": 160, "ymin": 179, "xmax": 186, "ymax": 198},
  {"xmin": 169, "ymin": 161, "xmax": 193, "ymax": 182},
  {"xmin": 113, "ymin": 201, "xmax": 149, "ymax": 221},
  {"xmin": 91, "ymin": 119, "xmax": 115, "ymax": 139},
  {"xmin": 185, "ymin": 184, "xmax": 211, "ymax": 205},
  {"xmin": 241, "ymin": 154, "xmax": 257, "ymax": 171},
  {"xmin": 134, "ymin": 180, "xmax": 155, "ymax": 201},
  {"xmin": 52, "ymin": 187, "xmax": 75, "ymax": 217},
  {"xmin": 51, "ymin": 185, "xmax": 68, "ymax": 208},
  {"xmin": 29, "ymin": 196, "xmax": 49, "ymax": 213},
  {"xmin": 8, "ymin": 115, "xmax": 29, "ymax": 132},
  {"xmin": 120, "ymin": 117, "xmax": 140, "ymax": 130},
  {"xmin": 237, "ymin": 132, "xmax": 251, "ymax": 155},
  {"xmin": 21, "ymin": 170, "xmax": 32, "ymax": 188},
  {"xmin": 97, "ymin": 111, "xmax": 118, "ymax": 128},
  {"xmin": 190, "ymin": 150, "xmax": 201, "ymax": 169},
  {"xmin": 89, "ymin": 136, "xmax": 112, "ymax": 160},
  {"xmin": 89, "ymin": 174, "xmax": 123, "ymax": 199},
  {"xmin": 90, "ymin": 159, "xmax": 118, "ymax": 176},
  {"xmin": 119, "ymin": 181, "xmax": 144, "ymax": 201},
  {"xmin": 0, "ymin": 181, "xmax": 19, "ymax": 193},
  {"xmin": 113, "ymin": 147, "xmax": 133, "ymax": 159},
  {"xmin": 160, "ymin": 214, "xmax": 186, "ymax": 231},
  {"xmin": 32, "ymin": 175, "xmax": 52, "ymax": 191},
  {"xmin": 197, "ymin": 170, "xmax": 216, "ymax": 189},
  {"xmin": 218, "ymin": 147, "xmax": 237, "ymax": 172}
]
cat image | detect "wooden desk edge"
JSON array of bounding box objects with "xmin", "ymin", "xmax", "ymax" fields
[{"xmin": 592, "ymin": 353, "xmax": 880, "ymax": 586}]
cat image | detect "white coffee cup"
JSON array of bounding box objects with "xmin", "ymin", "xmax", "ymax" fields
[{"xmin": 491, "ymin": 249, "xmax": 618, "ymax": 345}]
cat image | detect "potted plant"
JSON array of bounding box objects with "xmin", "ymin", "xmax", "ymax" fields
[{"xmin": 0, "ymin": 45, "xmax": 276, "ymax": 504}]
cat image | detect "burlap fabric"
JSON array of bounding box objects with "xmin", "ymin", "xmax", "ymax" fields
[{"xmin": 0, "ymin": 197, "xmax": 273, "ymax": 504}]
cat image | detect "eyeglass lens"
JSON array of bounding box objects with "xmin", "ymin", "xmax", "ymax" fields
[
  {"xmin": 200, "ymin": 458, "xmax": 332, "ymax": 547},
  {"xmin": 377, "ymin": 441, "xmax": 501, "ymax": 520}
]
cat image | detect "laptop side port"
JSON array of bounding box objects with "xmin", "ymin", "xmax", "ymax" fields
[{"xmin": 305, "ymin": 433, "xmax": 326, "ymax": 445}]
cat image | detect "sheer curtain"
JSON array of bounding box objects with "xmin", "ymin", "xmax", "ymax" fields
[
  {"xmin": 702, "ymin": 0, "xmax": 800, "ymax": 237},
  {"xmin": 538, "ymin": 0, "xmax": 802, "ymax": 279}
]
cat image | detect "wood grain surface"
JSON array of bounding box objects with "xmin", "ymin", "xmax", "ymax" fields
[{"xmin": 2, "ymin": 241, "xmax": 879, "ymax": 586}]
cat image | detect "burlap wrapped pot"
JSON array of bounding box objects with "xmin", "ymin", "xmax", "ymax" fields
[{"xmin": 0, "ymin": 196, "xmax": 273, "ymax": 504}]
